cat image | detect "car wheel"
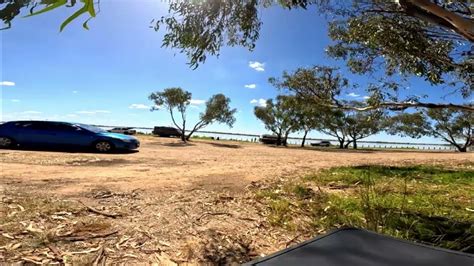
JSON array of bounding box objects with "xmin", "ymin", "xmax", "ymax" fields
[
  {"xmin": 0, "ymin": 137, "xmax": 15, "ymax": 149},
  {"xmin": 94, "ymin": 141, "xmax": 114, "ymax": 153}
]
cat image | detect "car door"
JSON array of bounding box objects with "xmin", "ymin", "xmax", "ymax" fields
[
  {"xmin": 14, "ymin": 121, "xmax": 57, "ymax": 146},
  {"xmin": 51, "ymin": 123, "xmax": 95, "ymax": 147}
]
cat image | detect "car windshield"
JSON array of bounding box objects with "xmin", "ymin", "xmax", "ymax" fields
[{"xmin": 76, "ymin": 123, "xmax": 106, "ymax": 133}]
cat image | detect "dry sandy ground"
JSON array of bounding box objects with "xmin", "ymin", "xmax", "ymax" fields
[
  {"xmin": 0, "ymin": 136, "xmax": 472, "ymax": 264},
  {"xmin": 1, "ymin": 136, "xmax": 472, "ymax": 196}
]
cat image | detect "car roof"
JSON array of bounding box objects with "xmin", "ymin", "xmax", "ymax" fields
[
  {"xmin": 6, "ymin": 121, "xmax": 80, "ymax": 126},
  {"xmin": 8, "ymin": 120, "xmax": 72, "ymax": 124}
]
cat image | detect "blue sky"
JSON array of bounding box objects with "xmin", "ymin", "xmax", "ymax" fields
[{"xmin": 0, "ymin": 1, "xmax": 466, "ymax": 143}]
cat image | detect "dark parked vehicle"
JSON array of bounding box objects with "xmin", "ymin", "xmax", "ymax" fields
[
  {"xmin": 108, "ymin": 127, "xmax": 137, "ymax": 135},
  {"xmin": 0, "ymin": 121, "xmax": 140, "ymax": 152},
  {"xmin": 153, "ymin": 126, "xmax": 181, "ymax": 137},
  {"xmin": 259, "ymin": 134, "xmax": 286, "ymax": 145},
  {"xmin": 311, "ymin": 140, "xmax": 331, "ymax": 147}
]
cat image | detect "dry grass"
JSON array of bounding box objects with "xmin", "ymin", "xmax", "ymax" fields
[{"xmin": 254, "ymin": 164, "xmax": 474, "ymax": 253}]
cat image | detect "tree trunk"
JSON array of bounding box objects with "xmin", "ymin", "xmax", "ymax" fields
[
  {"xmin": 181, "ymin": 122, "xmax": 186, "ymax": 142},
  {"xmin": 185, "ymin": 122, "xmax": 204, "ymax": 141},
  {"xmin": 458, "ymin": 146, "xmax": 467, "ymax": 152},
  {"xmin": 398, "ymin": 0, "xmax": 474, "ymax": 42},
  {"xmin": 276, "ymin": 129, "xmax": 282, "ymax": 146},
  {"xmin": 344, "ymin": 140, "xmax": 352, "ymax": 149},
  {"xmin": 353, "ymin": 139, "xmax": 358, "ymax": 149},
  {"xmin": 283, "ymin": 131, "xmax": 289, "ymax": 147},
  {"xmin": 338, "ymin": 139, "xmax": 345, "ymax": 149},
  {"xmin": 301, "ymin": 130, "xmax": 309, "ymax": 147}
]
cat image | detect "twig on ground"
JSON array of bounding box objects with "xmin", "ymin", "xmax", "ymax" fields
[
  {"xmin": 92, "ymin": 246, "xmax": 105, "ymax": 265},
  {"xmin": 238, "ymin": 216, "xmax": 258, "ymax": 222},
  {"xmin": 58, "ymin": 230, "xmax": 119, "ymax": 242},
  {"xmin": 79, "ymin": 201, "xmax": 122, "ymax": 218},
  {"xmin": 196, "ymin": 212, "xmax": 232, "ymax": 222},
  {"xmin": 21, "ymin": 257, "xmax": 42, "ymax": 265},
  {"xmin": 46, "ymin": 243, "xmax": 63, "ymax": 261},
  {"xmin": 285, "ymin": 233, "xmax": 303, "ymax": 247},
  {"xmin": 69, "ymin": 246, "xmax": 103, "ymax": 255}
]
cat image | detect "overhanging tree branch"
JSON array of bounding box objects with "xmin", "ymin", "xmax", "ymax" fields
[
  {"xmin": 333, "ymin": 101, "xmax": 474, "ymax": 112},
  {"xmin": 398, "ymin": 0, "xmax": 474, "ymax": 42}
]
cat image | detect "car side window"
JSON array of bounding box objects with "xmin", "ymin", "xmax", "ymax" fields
[
  {"xmin": 52, "ymin": 123, "xmax": 78, "ymax": 132},
  {"xmin": 14, "ymin": 122, "xmax": 27, "ymax": 128},
  {"xmin": 29, "ymin": 122, "xmax": 54, "ymax": 131},
  {"xmin": 19, "ymin": 122, "xmax": 37, "ymax": 129}
]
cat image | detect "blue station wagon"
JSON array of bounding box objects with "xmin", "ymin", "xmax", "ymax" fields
[{"xmin": 0, "ymin": 121, "xmax": 140, "ymax": 152}]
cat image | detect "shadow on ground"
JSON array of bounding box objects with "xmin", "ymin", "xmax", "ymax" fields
[
  {"xmin": 269, "ymin": 145, "xmax": 376, "ymax": 153},
  {"xmin": 158, "ymin": 142, "xmax": 196, "ymax": 147},
  {"xmin": 2, "ymin": 146, "xmax": 139, "ymax": 154},
  {"xmin": 201, "ymin": 141, "xmax": 242, "ymax": 149}
]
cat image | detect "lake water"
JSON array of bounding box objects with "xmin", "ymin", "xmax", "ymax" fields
[{"xmin": 100, "ymin": 127, "xmax": 456, "ymax": 151}]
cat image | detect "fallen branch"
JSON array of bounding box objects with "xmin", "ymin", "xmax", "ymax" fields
[
  {"xmin": 196, "ymin": 212, "xmax": 232, "ymax": 222},
  {"xmin": 238, "ymin": 216, "xmax": 258, "ymax": 222},
  {"xmin": 58, "ymin": 230, "xmax": 119, "ymax": 242},
  {"xmin": 79, "ymin": 201, "xmax": 122, "ymax": 218}
]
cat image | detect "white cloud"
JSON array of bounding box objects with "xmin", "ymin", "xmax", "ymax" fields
[
  {"xmin": 11, "ymin": 99, "xmax": 20, "ymax": 103},
  {"xmin": 72, "ymin": 90, "xmax": 78, "ymax": 94},
  {"xmin": 249, "ymin": 61, "xmax": 265, "ymax": 72},
  {"xmin": 76, "ymin": 110, "xmax": 111, "ymax": 115},
  {"xmin": 129, "ymin": 103, "xmax": 150, "ymax": 109},
  {"xmin": 244, "ymin": 84, "xmax": 257, "ymax": 89},
  {"xmin": 189, "ymin": 99, "xmax": 205, "ymax": 105},
  {"xmin": 0, "ymin": 81, "xmax": 15, "ymax": 86},
  {"xmin": 347, "ymin": 92, "xmax": 360, "ymax": 97},
  {"xmin": 363, "ymin": 96, "xmax": 370, "ymax": 99},
  {"xmin": 22, "ymin": 111, "xmax": 42, "ymax": 114},
  {"xmin": 250, "ymin": 98, "xmax": 267, "ymax": 107}
]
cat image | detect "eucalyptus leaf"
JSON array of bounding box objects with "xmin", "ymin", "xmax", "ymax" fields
[{"xmin": 24, "ymin": 0, "xmax": 67, "ymax": 17}]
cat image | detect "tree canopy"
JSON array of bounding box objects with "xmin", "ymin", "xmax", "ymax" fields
[
  {"xmin": 342, "ymin": 107, "xmax": 386, "ymax": 149},
  {"xmin": 149, "ymin": 87, "xmax": 236, "ymax": 142},
  {"xmin": 313, "ymin": 105, "xmax": 385, "ymax": 149},
  {"xmin": 284, "ymin": 96, "xmax": 322, "ymax": 147},
  {"xmin": 254, "ymin": 96, "xmax": 298, "ymax": 146},
  {"xmin": 387, "ymin": 109, "xmax": 473, "ymax": 152}
]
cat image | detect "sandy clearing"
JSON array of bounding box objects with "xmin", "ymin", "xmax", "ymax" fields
[
  {"xmin": 1, "ymin": 136, "xmax": 471, "ymax": 196},
  {"xmin": 1, "ymin": 136, "xmax": 472, "ymax": 264}
]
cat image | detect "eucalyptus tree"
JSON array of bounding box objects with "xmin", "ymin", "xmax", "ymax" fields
[
  {"xmin": 283, "ymin": 96, "xmax": 322, "ymax": 147},
  {"xmin": 387, "ymin": 109, "xmax": 473, "ymax": 152},
  {"xmin": 343, "ymin": 107, "xmax": 386, "ymax": 149},
  {"xmin": 254, "ymin": 95, "xmax": 298, "ymax": 146},
  {"xmin": 149, "ymin": 88, "xmax": 236, "ymax": 142},
  {"xmin": 317, "ymin": 108, "xmax": 350, "ymax": 149}
]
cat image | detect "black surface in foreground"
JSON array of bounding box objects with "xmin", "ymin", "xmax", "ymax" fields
[{"xmin": 246, "ymin": 228, "xmax": 473, "ymax": 266}]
